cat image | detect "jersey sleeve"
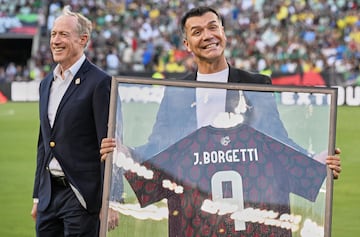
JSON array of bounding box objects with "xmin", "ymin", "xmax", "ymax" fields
[
  {"xmin": 124, "ymin": 162, "xmax": 172, "ymax": 207},
  {"xmin": 124, "ymin": 135, "xmax": 195, "ymax": 207},
  {"xmin": 273, "ymin": 142, "xmax": 327, "ymax": 202}
]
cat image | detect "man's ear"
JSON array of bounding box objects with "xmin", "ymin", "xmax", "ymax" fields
[
  {"xmin": 80, "ymin": 34, "xmax": 89, "ymax": 47},
  {"xmin": 183, "ymin": 39, "xmax": 191, "ymax": 53}
]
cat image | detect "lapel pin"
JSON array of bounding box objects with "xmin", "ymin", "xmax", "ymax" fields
[{"xmin": 75, "ymin": 78, "xmax": 81, "ymax": 85}]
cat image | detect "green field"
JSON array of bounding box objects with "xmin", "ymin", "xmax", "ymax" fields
[{"xmin": 0, "ymin": 102, "xmax": 359, "ymax": 236}]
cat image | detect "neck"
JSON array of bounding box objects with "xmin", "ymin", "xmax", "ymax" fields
[
  {"xmin": 57, "ymin": 54, "xmax": 84, "ymax": 75},
  {"xmin": 196, "ymin": 57, "xmax": 228, "ymax": 74}
]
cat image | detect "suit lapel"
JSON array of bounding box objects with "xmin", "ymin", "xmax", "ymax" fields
[
  {"xmin": 228, "ymin": 67, "xmax": 241, "ymax": 83},
  {"xmin": 183, "ymin": 69, "xmax": 248, "ymax": 122},
  {"xmin": 226, "ymin": 67, "xmax": 241, "ymax": 112},
  {"xmin": 182, "ymin": 72, "xmax": 198, "ymax": 128},
  {"xmin": 54, "ymin": 59, "xmax": 90, "ymax": 122}
]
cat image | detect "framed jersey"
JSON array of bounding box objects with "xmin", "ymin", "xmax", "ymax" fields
[{"xmin": 100, "ymin": 76, "xmax": 338, "ymax": 237}]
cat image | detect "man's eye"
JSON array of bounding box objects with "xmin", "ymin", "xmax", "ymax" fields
[{"xmin": 51, "ymin": 32, "xmax": 68, "ymax": 37}]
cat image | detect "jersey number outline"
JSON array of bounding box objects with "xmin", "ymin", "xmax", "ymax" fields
[{"xmin": 211, "ymin": 170, "xmax": 245, "ymax": 231}]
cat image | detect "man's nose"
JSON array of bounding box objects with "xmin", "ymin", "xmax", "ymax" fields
[
  {"xmin": 202, "ymin": 29, "xmax": 214, "ymax": 39},
  {"xmin": 51, "ymin": 34, "xmax": 61, "ymax": 43}
]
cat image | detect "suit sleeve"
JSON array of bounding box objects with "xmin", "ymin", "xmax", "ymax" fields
[
  {"xmin": 92, "ymin": 75, "xmax": 112, "ymax": 145},
  {"xmin": 245, "ymin": 75, "xmax": 309, "ymax": 154},
  {"xmin": 133, "ymin": 86, "xmax": 194, "ymax": 161},
  {"xmin": 33, "ymin": 82, "xmax": 46, "ymax": 199},
  {"xmin": 132, "ymin": 87, "xmax": 173, "ymax": 161},
  {"xmin": 33, "ymin": 127, "xmax": 44, "ymax": 199}
]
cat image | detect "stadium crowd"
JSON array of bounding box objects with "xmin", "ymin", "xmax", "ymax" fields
[{"xmin": 1, "ymin": 0, "xmax": 360, "ymax": 86}]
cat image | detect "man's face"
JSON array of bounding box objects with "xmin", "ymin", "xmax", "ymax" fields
[
  {"xmin": 50, "ymin": 15, "xmax": 87, "ymax": 70},
  {"xmin": 183, "ymin": 12, "xmax": 226, "ymax": 63}
]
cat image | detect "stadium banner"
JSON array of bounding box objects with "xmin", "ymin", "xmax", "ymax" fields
[
  {"xmin": 100, "ymin": 77, "xmax": 337, "ymax": 237},
  {"xmin": 0, "ymin": 13, "xmax": 38, "ymax": 36},
  {"xmin": 6, "ymin": 81, "xmax": 360, "ymax": 106}
]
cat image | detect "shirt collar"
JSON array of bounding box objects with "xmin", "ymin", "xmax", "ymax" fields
[{"xmin": 53, "ymin": 54, "xmax": 86, "ymax": 81}]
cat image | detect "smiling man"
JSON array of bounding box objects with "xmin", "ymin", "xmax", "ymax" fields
[
  {"xmin": 101, "ymin": 6, "xmax": 341, "ymax": 186},
  {"xmin": 178, "ymin": 7, "xmax": 340, "ymax": 180},
  {"xmin": 100, "ymin": 6, "xmax": 342, "ymax": 236},
  {"xmin": 31, "ymin": 5, "xmax": 119, "ymax": 237},
  {"xmin": 181, "ymin": 7, "xmax": 228, "ymax": 73}
]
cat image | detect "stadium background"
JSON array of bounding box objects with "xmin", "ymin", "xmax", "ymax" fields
[
  {"xmin": 0, "ymin": 0, "xmax": 359, "ymax": 236},
  {"xmin": 1, "ymin": 0, "xmax": 360, "ymax": 89}
]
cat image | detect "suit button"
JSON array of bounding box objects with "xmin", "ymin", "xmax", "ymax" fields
[{"xmin": 50, "ymin": 141, "xmax": 55, "ymax": 147}]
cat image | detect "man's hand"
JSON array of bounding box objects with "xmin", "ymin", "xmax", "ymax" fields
[
  {"xmin": 314, "ymin": 148, "xmax": 342, "ymax": 179},
  {"xmin": 326, "ymin": 148, "xmax": 341, "ymax": 179},
  {"xmin": 31, "ymin": 203, "xmax": 37, "ymax": 221},
  {"xmin": 100, "ymin": 137, "xmax": 134, "ymax": 162},
  {"xmin": 107, "ymin": 208, "xmax": 119, "ymax": 231},
  {"xmin": 100, "ymin": 138, "xmax": 116, "ymax": 161}
]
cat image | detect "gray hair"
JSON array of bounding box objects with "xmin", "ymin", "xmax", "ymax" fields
[{"xmin": 62, "ymin": 5, "xmax": 92, "ymax": 47}]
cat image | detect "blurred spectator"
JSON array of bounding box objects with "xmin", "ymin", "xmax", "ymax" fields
[
  {"xmin": 5, "ymin": 62, "xmax": 16, "ymax": 82},
  {"xmin": 0, "ymin": 0, "xmax": 360, "ymax": 86},
  {"xmin": 106, "ymin": 47, "xmax": 121, "ymax": 76},
  {"xmin": 0, "ymin": 66, "xmax": 6, "ymax": 84}
]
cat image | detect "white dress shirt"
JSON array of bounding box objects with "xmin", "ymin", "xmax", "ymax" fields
[
  {"xmin": 47, "ymin": 54, "xmax": 87, "ymax": 208},
  {"xmin": 196, "ymin": 67, "xmax": 228, "ymax": 128},
  {"xmin": 48, "ymin": 54, "xmax": 86, "ymax": 176}
]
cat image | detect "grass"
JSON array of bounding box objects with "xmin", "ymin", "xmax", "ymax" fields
[
  {"xmin": 0, "ymin": 102, "xmax": 38, "ymax": 237},
  {"xmin": 331, "ymin": 106, "xmax": 360, "ymax": 236},
  {"xmin": 0, "ymin": 102, "xmax": 359, "ymax": 236}
]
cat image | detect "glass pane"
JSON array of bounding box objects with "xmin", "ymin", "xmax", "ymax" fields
[{"xmin": 103, "ymin": 79, "xmax": 335, "ymax": 237}]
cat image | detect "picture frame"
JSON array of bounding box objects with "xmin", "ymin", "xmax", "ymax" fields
[{"xmin": 100, "ymin": 76, "xmax": 338, "ymax": 237}]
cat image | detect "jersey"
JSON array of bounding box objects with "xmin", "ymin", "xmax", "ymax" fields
[{"xmin": 125, "ymin": 124, "xmax": 327, "ymax": 237}]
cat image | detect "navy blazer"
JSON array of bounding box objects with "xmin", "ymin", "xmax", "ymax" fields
[
  {"xmin": 33, "ymin": 59, "xmax": 111, "ymax": 213},
  {"xmin": 134, "ymin": 66, "xmax": 305, "ymax": 160}
]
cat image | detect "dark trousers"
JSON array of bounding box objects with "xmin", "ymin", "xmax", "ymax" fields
[{"xmin": 36, "ymin": 180, "xmax": 99, "ymax": 237}]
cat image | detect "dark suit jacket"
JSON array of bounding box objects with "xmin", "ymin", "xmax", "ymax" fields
[
  {"xmin": 33, "ymin": 59, "xmax": 111, "ymax": 213},
  {"xmin": 134, "ymin": 66, "xmax": 306, "ymax": 160}
]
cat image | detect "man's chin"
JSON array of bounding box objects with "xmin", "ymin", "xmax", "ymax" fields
[
  {"xmin": 53, "ymin": 59, "xmax": 67, "ymax": 66},
  {"xmin": 52, "ymin": 54, "xmax": 64, "ymax": 62},
  {"xmin": 202, "ymin": 51, "xmax": 223, "ymax": 60}
]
